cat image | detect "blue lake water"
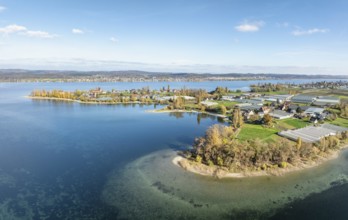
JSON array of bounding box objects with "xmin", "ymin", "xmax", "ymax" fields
[{"xmin": 0, "ymin": 80, "xmax": 348, "ymax": 219}]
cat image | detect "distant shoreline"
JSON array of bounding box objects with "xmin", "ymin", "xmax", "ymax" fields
[
  {"xmin": 172, "ymin": 146, "xmax": 348, "ymax": 178},
  {"xmin": 26, "ymin": 96, "xmax": 153, "ymax": 105}
]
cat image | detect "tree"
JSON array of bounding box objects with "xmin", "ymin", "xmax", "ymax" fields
[
  {"xmin": 263, "ymin": 114, "xmax": 273, "ymax": 126},
  {"xmin": 296, "ymin": 107, "xmax": 303, "ymax": 114},
  {"xmin": 340, "ymin": 103, "xmax": 348, "ymax": 117},
  {"xmin": 249, "ymin": 114, "xmax": 260, "ymax": 123},
  {"xmin": 173, "ymin": 97, "xmax": 184, "ymax": 109},
  {"xmin": 232, "ymin": 107, "xmax": 244, "ymax": 128},
  {"xmin": 296, "ymin": 137, "xmax": 302, "ymax": 150},
  {"xmin": 220, "ymin": 105, "xmax": 227, "ymax": 115},
  {"xmin": 206, "ymin": 125, "xmax": 223, "ymax": 147}
]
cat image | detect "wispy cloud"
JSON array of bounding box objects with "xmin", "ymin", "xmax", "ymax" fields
[
  {"xmin": 0, "ymin": 6, "xmax": 6, "ymax": 12},
  {"xmin": 110, "ymin": 37, "xmax": 119, "ymax": 43},
  {"xmin": 72, "ymin": 28, "xmax": 84, "ymax": 34},
  {"xmin": 235, "ymin": 20, "xmax": 265, "ymax": 32},
  {"xmin": 0, "ymin": 24, "xmax": 27, "ymax": 34},
  {"xmin": 292, "ymin": 28, "xmax": 329, "ymax": 36},
  {"xmin": 23, "ymin": 30, "xmax": 57, "ymax": 38},
  {"xmin": 0, "ymin": 24, "xmax": 57, "ymax": 38}
]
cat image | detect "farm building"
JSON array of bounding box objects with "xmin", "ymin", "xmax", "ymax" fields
[
  {"xmin": 264, "ymin": 94, "xmax": 294, "ymax": 103},
  {"xmin": 291, "ymin": 95, "xmax": 316, "ymax": 104},
  {"xmin": 269, "ymin": 110, "xmax": 293, "ymax": 119},
  {"xmin": 278, "ymin": 124, "xmax": 348, "ymax": 143},
  {"xmin": 313, "ymin": 96, "xmax": 340, "ymax": 107},
  {"xmin": 304, "ymin": 107, "xmax": 325, "ymax": 116}
]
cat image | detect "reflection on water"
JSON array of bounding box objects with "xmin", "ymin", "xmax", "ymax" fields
[{"xmin": 103, "ymin": 149, "xmax": 348, "ymax": 220}]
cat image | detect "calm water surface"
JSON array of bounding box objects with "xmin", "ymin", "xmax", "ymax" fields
[{"xmin": 0, "ymin": 80, "xmax": 348, "ymax": 219}]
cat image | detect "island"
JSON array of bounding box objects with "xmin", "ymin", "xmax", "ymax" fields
[{"xmin": 28, "ymin": 80, "xmax": 348, "ymax": 178}]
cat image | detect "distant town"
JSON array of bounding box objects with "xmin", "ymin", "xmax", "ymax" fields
[{"xmin": 2, "ymin": 69, "xmax": 348, "ymax": 82}]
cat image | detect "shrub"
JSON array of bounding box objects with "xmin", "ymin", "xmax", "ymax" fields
[
  {"xmin": 195, "ymin": 155, "xmax": 202, "ymax": 163},
  {"xmin": 279, "ymin": 161, "xmax": 288, "ymax": 168}
]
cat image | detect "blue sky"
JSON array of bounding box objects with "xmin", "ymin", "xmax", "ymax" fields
[{"xmin": 0, "ymin": 0, "xmax": 347, "ymax": 74}]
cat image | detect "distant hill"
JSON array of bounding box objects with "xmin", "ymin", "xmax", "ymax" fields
[{"xmin": 0, "ymin": 69, "xmax": 347, "ymax": 82}]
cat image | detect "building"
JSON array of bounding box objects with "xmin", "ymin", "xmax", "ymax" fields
[
  {"xmin": 200, "ymin": 101, "xmax": 218, "ymax": 107},
  {"xmin": 221, "ymin": 95, "xmax": 235, "ymax": 101},
  {"xmin": 279, "ymin": 124, "xmax": 348, "ymax": 143},
  {"xmin": 89, "ymin": 87, "xmax": 103, "ymax": 98},
  {"xmin": 179, "ymin": 96, "xmax": 196, "ymax": 101},
  {"xmin": 313, "ymin": 96, "xmax": 340, "ymax": 107},
  {"xmin": 234, "ymin": 98, "xmax": 263, "ymax": 105},
  {"xmin": 258, "ymin": 106, "xmax": 272, "ymax": 117},
  {"xmin": 304, "ymin": 107, "xmax": 325, "ymax": 116},
  {"xmin": 291, "ymin": 95, "xmax": 316, "ymax": 104},
  {"xmin": 240, "ymin": 104, "xmax": 262, "ymax": 112},
  {"xmin": 153, "ymin": 96, "xmax": 174, "ymax": 101},
  {"xmin": 287, "ymin": 104, "xmax": 299, "ymax": 113},
  {"xmin": 264, "ymin": 94, "xmax": 294, "ymax": 103},
  {"xmin": 269, "ymin": 110, "xmax": 293, "ymax": 120}
]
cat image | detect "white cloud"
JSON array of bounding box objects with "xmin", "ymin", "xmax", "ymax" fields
[
  {"xmin": 235, "ymin": 20, "xmax": 265, "ymax": 32},
  {"xmin": 72, "ymin": 28, "xmax": 84, "ymax": 34},
  {"xmin": 0, "ymin": 24, "xmax": 27, "ymax": 34},
  {"xmin": 23, "ymin": 30, "xmax": 57, "ymax": 38},
  {"xmin": 110, "ymin": 37, "xmax": 119, "ymax": 43},
  {"xmin": 292, "ymin": 28, "xmax": 329, "ymax": 36},
  {"xmin": 0, "ymin": 24, "xmax": 57, "ymax": 38},
  {"xmin": 0, "ymin": 6, "xmax": 6, "ymax": 12}
]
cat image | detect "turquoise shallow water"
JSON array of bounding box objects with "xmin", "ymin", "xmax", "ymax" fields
[
  {"xmin": 102, "ymin": 149, "xmax": 348, "ymax": 220},
  {"xmin": 0, "ymin": 80, "xmax": 347, "ymax": 219}
]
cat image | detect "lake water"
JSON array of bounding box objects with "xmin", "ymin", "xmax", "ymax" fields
[{"xmin": 0, "ymin": 80, "xmax": 348, "ymax": 220}]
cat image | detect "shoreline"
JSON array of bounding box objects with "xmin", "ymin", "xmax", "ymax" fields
[
  {"xmin": 146, "ymin": 109, "xmax": 228, "ymax": 119},
  {"xmin": 27, "ymin": 96, "xmax": 229, "ymax": 119},
  {"xmin": 172, "ymin": 146, "xmax": 348, "ymax": 178},
  {"xmin": 26, "ymin": 96, "xmax": 154, "ymax": 105}
]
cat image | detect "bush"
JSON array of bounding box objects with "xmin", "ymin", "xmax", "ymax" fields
[
  {"xmin": 195, "ymin": 155, "xmax": 202, "ymax": 163},
  {"xmin": 217, "ymin": 157, "xmax": 224, "ymax": 166},
  {"xmin": 279, "ymin": 161, "xmax": 288, "ymax": 168}
]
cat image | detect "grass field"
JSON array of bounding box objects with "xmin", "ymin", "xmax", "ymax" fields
[
  {"xmin": 330, "ymin": 117, "xmax": 348, "ymax": 128},
  {"xmin": 183, "ymin": 103, "xmax": 200, "ymax": 109},
  {"xmin": 276, "ymin": 118, "xmax": 309, "ymax": 130},
  {"xmin": 302, "ymin": 89, "xmax": 348, "ymax": 98},
  {"xmin": 237, "ymin": 123, "xmax": 279, "ymax": 142}
]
